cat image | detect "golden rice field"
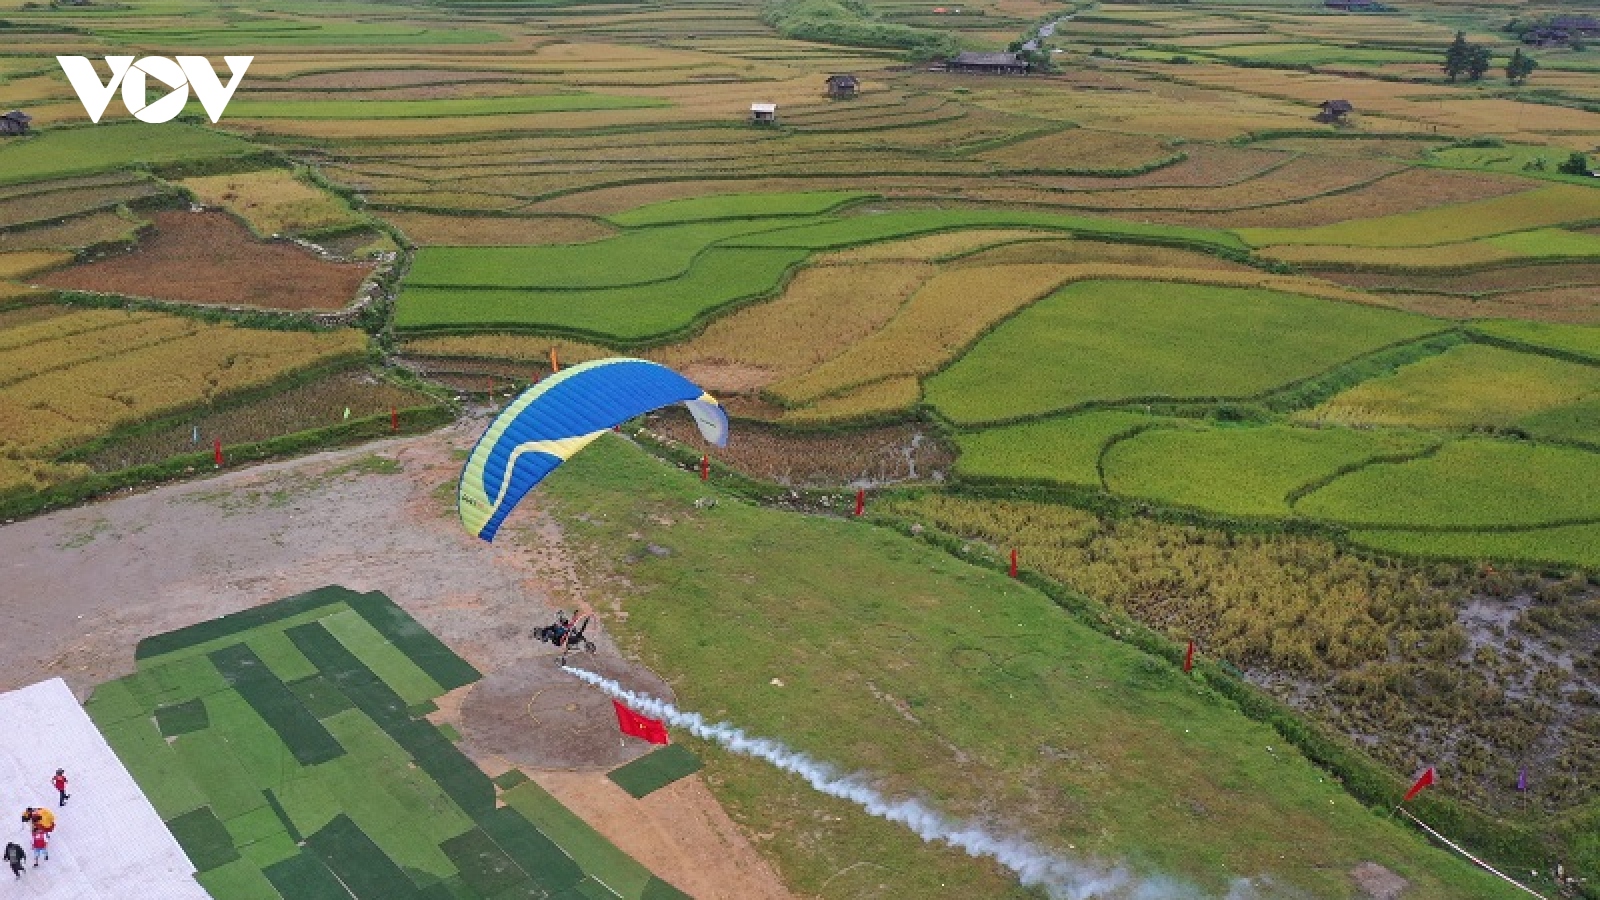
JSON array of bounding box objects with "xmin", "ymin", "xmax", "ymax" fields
[
  {"xmin": 652, "ymin": 261, "xmax": 933, "ymax": 387},
  {"xmin": 0, "ymin": 310, "xmax": 365, "ymax": 477},
  {"xmin": 180, "ymin": 169, "xmax": 368, "ymax": 237}
]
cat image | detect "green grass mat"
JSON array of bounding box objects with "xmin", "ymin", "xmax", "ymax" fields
[
  {"xmin": 323, "ymin": 608, "xmax": 445, "ymax": 707},
  {"xmin": 262, "ymin": 789, "xmax": 302, "ymax": 843},
  {"xmin": 211, "ymin": 643, "xmax": 345, "ymax": 765},
  {"xmin": 479, "ymin": 807, "xmax": 584, "ymax": 896},
  {"xmin": 640, "ymin": 877, "xmax": 693, "ymax": 900},
  {"xmin": 83, "ymin": 680, "xmax": 146, "ymax": 725},
  {"xmin": 442, "ymin": 828, "xmax": 528, "ymax": 898},
  {"xmin": 155, "ymin": 698, "xmax": 209, "ymax": 737},
  {"xmin": 289, "ymin": 674, "xmax": 357, "ymax": 719},
  {"xmin": 350, "ymin": 590, "xmax": 481, "ymax": 690},
  {"xmin": 166, "ymin": 806, "xmax": 242, "ymax": 873},
  {"xmin": 248, "ymin": 629, "xmax": 321, "ymax": 683},
  {"xmin": 289, "ymin": 623, "xmax": 495, "ymax": 816},
  {"xmin": 136, "ymin": 585, "xmax": 358, "ymax": 661},
  {"xmin": 492, "ymin": 770, "xmax": 528, "ymax": 791},
  {"xmin": 95, "ymin": 717, "xmax": 208, "ymax": 819},
  {"xmin": 196, "ymin": 857, "xmax": 284, "ymax": 900},
  {"xmin": 306, "ymin": 813, "xmax": 423, "ymax": 900},
  {"xmin": 264, "ymin": 851, "xmax": 353, "ymax": 900},
  {"xmin": 501, "ymin": 781, "xmax": 651, "ymax": 900},
  {"xmin": 606, "ymin": 745, "xmax": 702, "ymax": 800},
  {"xmin": 171, "ymin": 728, "xmax": 271, "ymax": 820}
]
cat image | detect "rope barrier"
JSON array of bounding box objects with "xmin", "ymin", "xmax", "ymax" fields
[{"xmin": 1395, "ymin": 807, "xmax": 1550, "ymax": 900}]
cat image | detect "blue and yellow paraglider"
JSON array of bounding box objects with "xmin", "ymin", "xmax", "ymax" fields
[{"xmin": 459, "ymin": 358, "xmax": 729, "ymax": 542}]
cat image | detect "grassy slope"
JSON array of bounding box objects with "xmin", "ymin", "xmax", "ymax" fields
[
  {"xmin": 953, "ymin": 410, "xmax": 1186, "ymax": 487},
  {"xmin": 925, "ymin": 281, "xmax": 1440, "ymax": 425},
  {"xmin": 540, "ymin": 437, "xmax": 1521, "ymax": 900}
]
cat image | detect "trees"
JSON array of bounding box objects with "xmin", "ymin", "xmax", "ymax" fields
[
  {"xmin": 1444, "ymin": 31, "xmax": 1471, "ymax": 80},
  {"xmin": 1558, "ymin": 152, "xmax": 1592, "ymax": 176},
  {"xmin": 1506, "ymin": 48, "xmax": 1538, "ymax": 84},
  {"xmin": 1466, "ymin": 44, "xmax": 1493, "ymax": 80}
]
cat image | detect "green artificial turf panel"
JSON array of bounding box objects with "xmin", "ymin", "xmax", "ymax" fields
[
  {"xmin": 323, "ymin": 609, "xmax": 446, "ymax": 707},
  {"xmin": 289, "ymin": 674, "xmax": 358, "ymax": 719},
  {"xmin": 264, "ymin": 851, "xmax": 355, "ymax": 900},
  {"xmin": 349, "ymin": 591, "xmax": 480, "ymax": 691},
  {"xmin": 502, "ymin": 782, "xmax": 651, "ymax": 900},
  {"xmin": 211, "ymin": 643, "xmax": 346, "ymax": 766},
  {"xmin": 263, "ymin": 789, "xmax": 304, "ymax": 844},
  {"xmin": 97, "ymin": 717, "xmax": 209, "ymax": 819},
  {"xmin": 136, "ymin": 585, "xmax": 357, "ymax": 661},
  {"xmin": 239, "ymin": 829, "xmax": 301, "ymax": 870},
  {"xmin": 155, "ymin": 698, "xmax": 210, "ymax": 737},
  {"xmin": 203, "ymin": 691, "xmax": 300, "ymax": 792},
  {"xmin": 225, "ymin": 804, "xmax": 287, "ymax": 848},
  {"xmin": 307, "ymin": 814, "xmax": 424, "ymax": 900},
  {"xmin": 639, "ymin": 878, "xmax": 693, "ymax": 900},
  {"xmin": 288, "ymin": 623, "xmax": 495, "ymax": 817},
  {"xmin": 172, "ymin": 728, "xmax": 272, "ymax": 820},
  {"xmin": 126, "ymin": 655, "xmax": 229, "ymax": 710},
  {"xmin": 196, "ymin": 858, "xmax": 283, "ymax": 900},
  {"xmin": 479, "ymin": 807, "xmax": 584, "ymax": 896},
  {"xmin": 492, "ymin": 770, "xmax": 529, "ymax": 791},
  {"xmin": 410, "ymin": 700, "xmax": 440, "ymax": 717},
  {"xmin": 443, "ymin": 828, "xmax": 528, "ymax": 898},
  {"xmin": 440, "ymin": 723, "xmax": 462, "ymax": 742},
  {"xmin": 274, "ymin": 772, "xmax": 344, "ymax": 839},
  {"xmin": 249, "ymin": 629, "xmax": 321, "ymax": 683},
  {"xmin": 167, "ymin": 806, "xmax": 242, "ymax": 873},
  {"xmin": 558, "ymin": 877, "xmax": 624, "ymax": 900},
  {"xmin": 606, "ymin": 745, "xmax": 702, "ymax": 800},
  {"xmin": 84, "ymin": 680, "xmax": 147, "ymax": 726}
]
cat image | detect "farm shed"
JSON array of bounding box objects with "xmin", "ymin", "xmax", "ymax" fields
[
  {"xmin": 825, "ymin": 74, "xmax": 860, "ymax": 98},
  {"xmin": 947, "ymin": 52, "xmax": 1030, "ymax": 75},
  {"xmin": 1316, "ymin": 100, "xmax": 1354, "ymax": 122},
  {"xmin": 749, "ymin": 102, "xmax": 778, "ymax": 124},
  {"xmin": 0, "ymin": 110, "xmax": 30, "ymax": 136}
]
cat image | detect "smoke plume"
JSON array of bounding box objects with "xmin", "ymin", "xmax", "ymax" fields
[{"xmin": 565, "ymin": 666, "xmax": 1252, "ymax": 900}]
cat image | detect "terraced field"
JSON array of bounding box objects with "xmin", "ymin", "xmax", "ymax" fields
[{"xmin": 6, "ymin": 0, "xmax": 1600, "ymax": 893}]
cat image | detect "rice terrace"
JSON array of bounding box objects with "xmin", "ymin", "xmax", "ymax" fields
[{"xmin": 0, "ymin": 0, "xmax": 1598, "ymax": 895}]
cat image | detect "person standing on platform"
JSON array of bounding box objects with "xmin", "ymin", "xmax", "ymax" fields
[{"xmin": 52, "ymin": 769, "xmax": 69, "ymax": 807}]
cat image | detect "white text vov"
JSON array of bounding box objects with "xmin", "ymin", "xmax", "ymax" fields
[{"xmin": 57, "ymin": 56, "xmax": 253, "ymax": 124}]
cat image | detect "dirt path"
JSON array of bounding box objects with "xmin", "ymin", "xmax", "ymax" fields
[{"xmin": 0, "ymin": 422, "xmax": 798, "ymax": 899}]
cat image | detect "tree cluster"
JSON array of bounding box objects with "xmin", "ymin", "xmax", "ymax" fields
[
  {"xmin": 1443, "ymin": 31, "xmax": 1493, "ymax": 81},
  {"xmin": 1505, "ymin": 47, "xmax": 1538, "ymax": 84}
]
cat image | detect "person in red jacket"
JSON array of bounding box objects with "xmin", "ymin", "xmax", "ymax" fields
[
  {"xmin": 51, "ymin": 770, "xmax": 68, "ymax": 807},
  {"xmin": 29, "ymin": 831, "xmax": 46, "ymax": 867}
]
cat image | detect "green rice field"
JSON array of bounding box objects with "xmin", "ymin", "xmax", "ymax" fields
[{"xmin": 925, "ymin": 281, "xmax": 1441, "ymax": 424}]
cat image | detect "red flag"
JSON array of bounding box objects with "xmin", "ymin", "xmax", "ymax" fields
[
  {"xmin": 612, "ymin": 700, "xmax": 668, "ymax": 745},
  {"xmin": 1402, "ymin": 766, "xmax": 1436, "ymax": 803},
  {"xmin": 1183, "ymin": 640, "xmax": 1195, "ymax": 674}
]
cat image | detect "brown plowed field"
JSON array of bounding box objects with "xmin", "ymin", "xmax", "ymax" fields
[{"xmin": 35, "ymin": 210, "xmax": 374, "ymax": 311}]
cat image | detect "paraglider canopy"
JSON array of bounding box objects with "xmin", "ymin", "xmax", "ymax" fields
[{"xmin": 458, "ymin": 357, "xmax": 728, "ymax": 542}]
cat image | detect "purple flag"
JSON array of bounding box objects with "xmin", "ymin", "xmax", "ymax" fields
[{"xmin": 1517, "ymin": 768, "xmax": 1527, "ymax": 792}]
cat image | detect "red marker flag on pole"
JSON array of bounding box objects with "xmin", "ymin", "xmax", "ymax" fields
[
  {"xmin": 213, "ymin": 438, "xmax": 223, "ymax": 466},
  {"xmin": 1008, "ymin": 548, "xmax": 1018, "ymax": 578},
  {"xmin": 612, "ymin": 700, "xmax": 669, "ymax": 745},
  {"xmin": 1402, "ymin": 766, "xmax": 1436, "ymax": 803},
  {"xmin": 1183, "ymin": 640, "xmax": 1195, "ymax": 674},
  {"xmin": 700, "ymin": 454, "xmax": 709, "ymax": 481},
  {"xmin": 854, "ymin": 488, "xmax": 865, "ymax": 516}
]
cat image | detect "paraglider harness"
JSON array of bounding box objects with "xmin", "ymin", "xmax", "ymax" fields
[{"xmin": 536, "ymin": 610, "xmax": 596, "ymax": 663}]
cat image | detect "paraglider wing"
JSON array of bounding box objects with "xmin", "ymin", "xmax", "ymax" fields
[{"xmin": 459, "ymin": 357, "xmax": 729, "ymax": 542}]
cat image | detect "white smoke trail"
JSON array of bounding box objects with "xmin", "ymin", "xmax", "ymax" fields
[{"xmin": 566, "ymin": 666, "xmax": 1217, "ymax": 900}]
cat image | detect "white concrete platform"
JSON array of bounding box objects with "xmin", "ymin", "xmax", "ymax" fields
[{"xmin": 0, "ymin": 678, "xmax": 211, "ymax": 899}]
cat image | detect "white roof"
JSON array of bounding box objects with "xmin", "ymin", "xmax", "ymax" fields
[
  {"xmin": 0, "ymin": 679, "xmax": 209, "ymax": 900},
  {"xmin": 750, "ymin": 103, "xmax": 777, "ymax": 113}
]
